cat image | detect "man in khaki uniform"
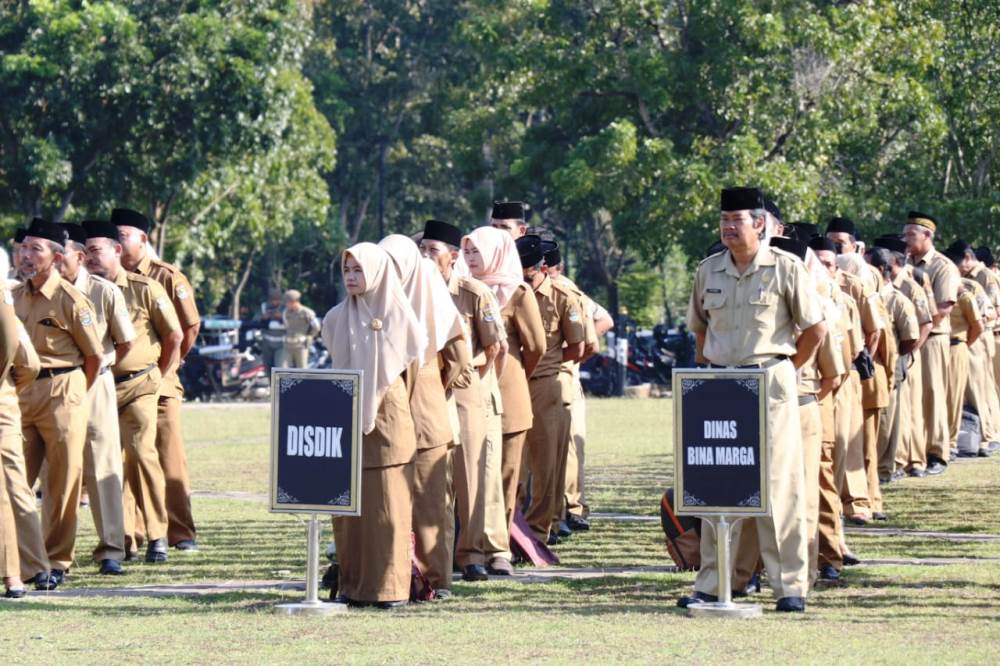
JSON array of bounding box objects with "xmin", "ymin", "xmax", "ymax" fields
[
  {"xmin": 943, "ymin": 276, "xmax": 981, "ymax": 455},
  {"xmin": 420, "ymin": 220, "xmax": 507, "ymax": 581},
  {"xmin": 679, "ymin": 188, "xmax": 825, "ymax": 613},
  {"xmin": 84, "ymin": 220, "xmax": 183, "ymax": 563},
  {"xmin": 516, "ymin": 235, "xmax": 585, "ymax": 544},
  {"xmin": 490, "ymin": 201, "xmax": 529, "ymax": 239},
  {"xmin": 905, "ymin": 212, "xmax": 960, "ymax": 474},
  {"xmin": 282, "ymin": 290, "xmax": 320, "ymax": 368},
  {"xmin": 974, "ymin": 247, "xmax": 1000, "ymax": 393},
  {"xmin": 59, "ymin": 223, "xmax": 136, "ymax": 575},
  {"xmin": 13, "ymin": 219, "xmax": 103, "ymax": 587},
  {"xmin": 115, "ymin": 208, "xmax": 202, "ymax": 551}
]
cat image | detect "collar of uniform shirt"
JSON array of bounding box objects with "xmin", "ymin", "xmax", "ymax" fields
[
  {"xmin": 32, "ymin": 269, "xmax": 62, "ymax": 298},
  {"xmin": 913, "ymin": 245, "xmax": 937, "ymax": 266},
  {"xmin": 715, "ymin": 243, "xmax": 776, "ymax": 278},
  {"xmin": 135, "ymin": 253, "xmax": 153, "ymax": 275}
]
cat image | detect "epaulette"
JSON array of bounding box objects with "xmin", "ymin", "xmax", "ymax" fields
[{"xmin": 697, "ymin": 249, "xmax": 727, "ymax": 266}]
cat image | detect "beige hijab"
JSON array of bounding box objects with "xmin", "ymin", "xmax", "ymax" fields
[
  {"xmin": 837, "ymin": 252, "xmax": 878, "ymax": 293},
  {"xmin": 378, "ymin": 234, "xmax": 464, "ymax": 367},
  {"xmin": 321, "ymin": 243, "xmax": 426, "ymax": 434},
  {"xmin": 462, "ymin": 226, "xmax": 522, "ymax": 307}
]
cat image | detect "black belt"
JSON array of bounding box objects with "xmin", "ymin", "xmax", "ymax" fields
[
  {"xmin": 798, "ymin": 394, "xmax": 817, "ymax": 406},
  {"xmin": 114, "ymin": 364, "xmax": 156, "ymax": 385},
  {"xmin": 708, "ymin": 355, "xmax": 788, "ymax": 370},
  {"xmin": 38, "ymin": 366, "xmax": 81, "ymax": 379},
  {"xmin": 950, "ymin": 338, "xmax": 963, "ymax": 346},
  {"xmin": 99, "ymin": 365, "xmax": 111, "ymax": 375},
  {"xmin": 929, "ymin": 331, "xmax": 947, "ymax": 337}
]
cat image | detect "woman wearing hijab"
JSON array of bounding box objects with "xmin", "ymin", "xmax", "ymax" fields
[
  {"xmin": 461, "ymin": 227, "xmax": 546, "ymax": 575},
  {"xmin": 378, "ymin": 235, "xmax": 472, "ymax": 598},
  {"xmin": 321, "ymin": 243, "xmax": 426, "ymax": 608}
]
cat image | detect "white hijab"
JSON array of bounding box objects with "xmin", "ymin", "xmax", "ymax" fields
[
  {"xmin": 463, "ymin": 226, "xmax": 523, "ymax": 307},
  {"xmin": 378, "ymin": 234, "xmax": 464, "ymax": 367},
  {"xmin": 321, "ymin": 243, "xmax": 426, "ymax": 434}
]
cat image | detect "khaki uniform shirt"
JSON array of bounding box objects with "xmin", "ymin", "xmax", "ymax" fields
[
  {"xmin": 949, "ymin": 284, "xmax": 980, "ymax": 343},
  {"xmin": 969, "ymin": 264, "xmax": 1000, "ymax": 330},
  {"xmin": 283, "ymin": 305, "xmax": 320, "ymax": 346},
  {"xmin": 911, "ymin": 247, "xmax": 960, "ymax": 335},
  {"xmin": 0, "ymin": 318, "xmax": 40, "ymax": 430},
  {"xmin": 881, "ymin": 285, "xmax": 920, "ymax": 344},
  {"xmin": 112, "ymin": 269, "xmax": 182, "ymax": 376},
  {"xmin": 12, "ymin": 270, "xmax": 102, "ymax": 368},
  {"xmin": 531, "ymin": 275, "xmax": 585, "ymax": 379},
  {"xmin": 447, "ymin": 271, "xmax": 507, "ymax": 416},
  {"xmin": 839, "ymin": 271, "xmax": 883, "ymax": 336},
  {"xmin": 0, "ymin": 293, "xmax": 16, "ymax": 378},
  {"xmin": 687, "ymin": 246, "xmax": 824, "ymax": 366},
  {"xmin": 133, "ymin": 254, "xmax": 200, "ymax": 397},
  {"xmin": 893, "ymin": 272, "xmax": 933, "ymax": 327},
  {"xmin": 74, "ymin": 269, "xmax": 135, "ymax": 367},
  {"xmin": 498, "ymin": 284, "xmax": 547, "ymax": 433},
  {"xmin": 799, "ymin": 291, "xmax": 846, "ymax": 396},
  {"xmin": 963, "ymin": 279, "xmax": 993, "ymax": 329}
]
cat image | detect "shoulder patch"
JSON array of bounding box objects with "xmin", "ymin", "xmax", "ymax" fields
[
  {"xmin": 176, "ymin": 284, "xmax": 189, "ymax": 300},
  {"xmin": 483, "ymin": 307, "xmax": 497, "ymax": 323},
  {"xmin": 568, "ymin": 307, "xmax": 581, "ymax": 323},
  {"xmin": 156, "ymin": 296, "xmax": 170, "ymax": 311},
  {"xmin": 3, "ymin": 290, "xmax": 11, "ymax": 305},
  {"xmin": 79, "ymin": 309, "xmax": 94, "ymax": 326}
]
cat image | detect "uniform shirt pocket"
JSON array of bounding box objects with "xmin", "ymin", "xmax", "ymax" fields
[{"xmin": 702, "ymin": 292, "xmax": 730, "ymax": 329}]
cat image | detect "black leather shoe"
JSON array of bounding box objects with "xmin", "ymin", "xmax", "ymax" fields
[
  {"xmin": 29, "ymin": 572, "xmax": 55, "ymax": 591},
  {"xmin": 566, "ymin": 515, "xmax": 591, "ymax": 531},
  {"xmin": 320, "ymin": 564, "xmax": 338, "ymax": 590},
  {"xmin": 329, "ymin": 594, "xmax": 350, "ymax": 604},
  {"xmin": 546, "ymin": 533, "xmax": 561, "ymax": 546},
  {"xmin": 818, "ymin": 564, "xmax": 840, "ymax": 581},
  {"xmin": 989, "ymin": 441, "xmax": 1000, "ymax": 453},
  {"xmin": 978, "ymin": 448, "xmax": 991, "ymax": 458},
  {"xmin": 486, "ymin": 557, "xmax": 513, "ymax": 576},
  {"xmin": 433, "ymin": 588, "xmax": 452, "ymax": 601},
  {"xmin": 926, "ymin": 460, "xmax": 947, "ymax": 476},
  {"xmin": 908, "ymin": 467, "xmax": 927, "ymax": 478},
  {"xmin": 374, "ymin": 600, "xmax": 407, "ymax": 610},
  {"xmin": 98, "ymin": 559, "xmax": 124, "ymax": 575},
  {"xmin": 49, "ymin": 569, "xmax": 65, "ymax": 588},
  {"xmin": 145, "ymin": 538, "xmax": 169, "ymax": 563},
  {"xmin": 462, "ymin": 564, "xmax": 489, "ymax": 582},
  {"xmin": 842, "ymin": 553, "xmax": 861, "ymax": 566},
  {"xmin": 872, "ymin": 512, "xmax": 888, "ymax": 521},
  {"xmin": 775, "ymin": 596, "xmax": 806, "ymax": 612},
  {"xmin": 556, "ymin": 521, "xmax": 572, "ymax": 538},
  {"xmin": 4, "ymin": 587, "xmax": 26, "ymax": 599},
  {"xmin": 124, "ymin": 551, "xmax": 140, "ymax": 562},
  {"xmin": 891, "ymin": 469, "xmax": 906, "ymax": 481},
  {"xmin": 174, "ymin": 539, "xmax": 199, "ymax": 552},
  {"xmin": 676, "ymin": 591, "xmax": 717, "ymax": 608}
]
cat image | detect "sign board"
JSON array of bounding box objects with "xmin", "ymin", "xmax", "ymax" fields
[
  {"xmin": 672, "ymin": 369, "xmax": 769, "ymax": 516},
  {"xmin": 269, "ymin": 368, "xmax": 363, "ymax": 515}
]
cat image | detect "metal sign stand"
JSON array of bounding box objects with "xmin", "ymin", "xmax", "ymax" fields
[
  {"xmin": 275, "ymin": 515, "xmax": 345, "ymax": 615},
  {"xmin": 687, "ymin": 516, "xmax": 762, "ymax": 618}
]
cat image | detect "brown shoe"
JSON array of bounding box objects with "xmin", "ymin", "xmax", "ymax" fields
[{"xmin": 486, "ymin": 557, "xmax": 513, "ymax": 576}]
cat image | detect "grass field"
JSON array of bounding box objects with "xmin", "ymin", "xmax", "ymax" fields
[{"xmin": 2, "ymin": 399, "xmax": 999, "ymax": 665}]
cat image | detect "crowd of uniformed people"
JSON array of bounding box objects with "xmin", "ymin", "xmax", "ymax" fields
[
  {"xmin": 2, "ymin": 193, "xmax": 996, "ymax": 613},
  {"xmin": 678, "ymin": 187, "xmax": 1000, "ymax": 613}
]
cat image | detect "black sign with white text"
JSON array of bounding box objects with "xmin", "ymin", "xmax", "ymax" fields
[
  {"xmin": 269, "ymin": 369, "xmax": 363, "ymax": 515},
  {"xmin": 672, "ymin": 370, "xmax": 769, "ymax": 516}
]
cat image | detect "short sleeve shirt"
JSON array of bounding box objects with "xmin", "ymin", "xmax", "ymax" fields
[
  {"xmin": 77, "ymin": 271, "xmax": 136, "ymax": 366},
  {"xmin": 531, "ymin": 276, "xmax": 585, "ymax": 379},
  {"xmin": 893, "ymin": 273, "xmax": 933, "ymax": 327},
  {"xmin": 687, "ymin": 246, "xmax": 824, "ymax": 366},
  {"xmin": 911, "ymin": 247, "xmax": 960, "ymax": 334},
  {"xmin": 13, "ymin": 270, "xmax": 102, "ymax": 368},
  {"xmin": 112, "ymin": 270, "xmax": 182, "ymax": 376}
]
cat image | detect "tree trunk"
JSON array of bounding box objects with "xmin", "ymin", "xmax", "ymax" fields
[{"xmin": 230, "ymin": 248, "xmax": 257, "ymax": 320}]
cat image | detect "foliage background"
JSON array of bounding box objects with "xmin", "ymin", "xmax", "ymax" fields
[{"xmin": 1, "ymin": 0, "xmax": 996, "ymax": 323}]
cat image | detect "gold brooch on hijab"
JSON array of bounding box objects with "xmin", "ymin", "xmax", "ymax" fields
[{"xmin": 370, "ymin": 318, "xmax": 383, "ymax": 331}]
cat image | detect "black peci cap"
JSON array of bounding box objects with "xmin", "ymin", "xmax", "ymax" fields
[
  {"xmin": 704, "ymin": 241, "xmax": 727, "ymax": 258},
  {"xmin": 825, "ymin": 216, "xmax": 856, "ymax": 236},
  {"xmin": 764, "ymin": 198, "xmax": 782, "ymax": 223},
  {"xmin": 422, "ymin": 219, "xmax": 463, "ymax": 248},
  {"xmin": 789, "ymin": 222, "xmax": 819, "ymax": 241},
  {"xmin": 770, "ymin": 236, "xmax": 807, "ymax": 261},
  {"xmin": 492, "ymin": 201, "xmax": 527, "ymax": 221},
  {"xmin": 111, "ymin": 207, "xmax": 151, "ymax": 233},
  {"xmin": 82, "ymin": 219, "xmax": 122, "ymax": 243},
  {"xmin": 720, "ymin": 187, "xmax": 764, "ymax": 212},
  {"xmin": 943, "ymin": 239, "xmax": 972, "ymax": 264},
  {"xmin": 974, "ymin": 246, "xmax": 996, "ymax": 268},
  {"xmin": 807, "ymin": 236, "xmax": 838, "ymax": 254},
  {"xmin": 59, "ymin": 223, "xmax": 88, "ymax": 246},
  {"xmin": 541, "ymin": 239, "xmax": 561, "ymax": 267},
  {"xmin": 515, "ymin": 234, "xmax": 544, "ymax": 268},
  {"xmin": 873, "ymin": 234, "xmax": 907, "ymax": 255},
  {"xmin": 13, "ymin": 227, "xmax": 27, "ymax": 243},
  {"xmin": 25, "ymin": 218, "xmax": 68, "ymax": 245}
]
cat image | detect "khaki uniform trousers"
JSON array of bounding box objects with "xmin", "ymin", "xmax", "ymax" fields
[
  {"xmin": 966, "ymin": 337, "xmax": 1000, "ymax": 444},
  {"xmin": 334, "ymin": 462, "xmax": 414, "ymax": 603},
  {"xmin": 695, "ymin": 361, "xmax": 809, "ymax": 600},
  {"xmin": 500, "ymin": 430, "xmax": 528, "ymax": 534},
  {"xmin": 412, "ymin": 443, "xmax": 452, "ymax": 590},
  {"xmin": 862, "ymin": 407, "xmax": 883, "ymax": 514},
  {"xmin": 0, "ymin": 392, "xmax": 49, "ymax": 580},
  {"xmin": 157, "ymin": 395, "xmax": 196, "ymax": 545},
  {"xmin": 947, "ymin": 341, "xmax": 969, "ymax": 453},
  {"xmin": 523, "ymin": 375, "xmax": 572, "ymax": 541},
  {"xmin": 83, "ymin": 369, "xmax": 125, "ymax": 562},
  {"xmin": 898, "ymin": 352, "xmax": 926, "ymax": 470},
  {"xmin": 878, "ymin": 357, "xmax": 906, "ymax": 479},
  {"xmin": 283, "ymin": 343, "xmax": 309, "ymax": 369},
  {"xmin": 20, "ymin": 370, "xmax": 88, "ymax": 571},
  {"xmin": 452, "ymin": 379, "xmax": 487, "ymax": 568},
  {"xmin": 921, "ymin": 334, "xmax": 951, "ymax": 462},
  {"xmin": 816, "ymin": 392, "xmax": 843, "ymax": 571},
  {"xmin": 0, "ymin": 463, "xmax": 15, "ymax": 580},
  {"xmin": 564, "ymin": 377, "xmax": 589, "ymax": 519},
  {"xmin": 481, "ymin": 395, "xmax": 509, "ymax": 561},
  {"xmin": 982, "ymin": 333, "xmax": 1000, "ymax": 444},
  {"xmin": 994, "ymin": 332, "xmax": 1000, "ymax": 388},
  {"xmin": 837, "ymin": 373, "xmax": 869, "ymax": 518},
  {"xmin": 118, "ymin": 369, "xmax": 169, "ymax": 549}
]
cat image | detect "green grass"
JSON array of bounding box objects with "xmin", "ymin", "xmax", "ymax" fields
[{"xmin": 2, "ymin": 398, "xmax": 999, "ymax": 664}]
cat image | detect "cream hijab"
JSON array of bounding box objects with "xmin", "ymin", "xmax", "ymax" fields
[
  {"xmin": 378, "ymin": 234, "xmax": 464, "ymax": 367},
  {"xmin": 462, "ymin": 226, "xmax": 522, "ymax": 307},
  {"xmin": 321, "ymin": 243, "xmax": 426, "ymax": 434},
  {"xmin": 836, "ymin": 252, "xmax": 878, "ymax": 293}
]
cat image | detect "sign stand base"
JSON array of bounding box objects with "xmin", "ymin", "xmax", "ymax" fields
[
  {"xmin": 686, "ymin": 516, "xmax": 762, "ymax": 619},
  {"xmin": 275, "ymin": 515, "xmax": 345, "ymax": 616}
]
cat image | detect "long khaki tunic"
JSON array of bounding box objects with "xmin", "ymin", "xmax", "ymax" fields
[{"xmin": 497, "ymin": 284, "xmax": 546, "ymax": 435}]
